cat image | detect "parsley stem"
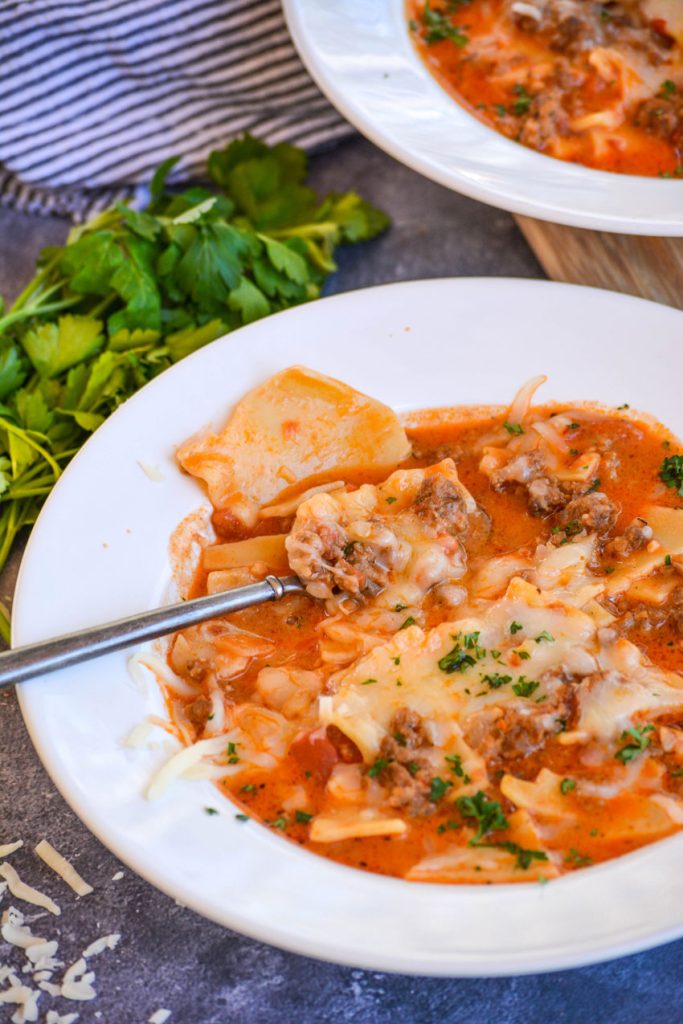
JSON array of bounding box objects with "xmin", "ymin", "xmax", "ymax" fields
[
  {"xmin": 0, "ymin": 295, "xmax": 81, "ymax": 333},
  {"xmin": 0, "ymin": 602, "xmax": 10, "ymax": 646},
  {"xmin": 6, "ymin": 255, "xmax": 62, "ymax": 312},
  {"xmin": 0, "ymin": 418, "xmax": 61, "ymax": 479},
  {"xmin": 1, "ymin": 486, "xmax": 53, "ymax": 500}
]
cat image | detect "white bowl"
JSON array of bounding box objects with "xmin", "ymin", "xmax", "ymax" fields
[
  {"xmin": 283, "ymin": 0, "xmax": 682, "ymax": 235},
  {"xmin": 13, "ymin": 278, "xmax": 683, "ymax": 975}
]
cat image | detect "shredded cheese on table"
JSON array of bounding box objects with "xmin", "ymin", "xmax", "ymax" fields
[
  {"xmin": 0, "ymin": 841, "xmax": 23, "ymax": 858},
  {"xmin": 0, "ymin": 863, "xmax": 60, "ymax": 916},
  {"xmin": 35, "ymin": 841, "xmax": 93, "ymax": 898}
]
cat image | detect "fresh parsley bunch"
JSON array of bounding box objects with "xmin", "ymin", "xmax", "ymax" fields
[{"xmin": 0, "ymin": 135, "xmax": 389, "ymax": 637}]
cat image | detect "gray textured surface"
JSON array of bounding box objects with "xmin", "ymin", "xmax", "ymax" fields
[{"xmin": 2, "ymin": 137, "xmax": 682, "ymax": 1024}]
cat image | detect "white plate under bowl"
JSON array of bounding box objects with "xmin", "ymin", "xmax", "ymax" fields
[
  {"xmin": 14, "ymin": 279, "xmax": 683, "ymax": 976},
  {"xmin": 283, "ymin": 0, "xmax": 682, "ymax": 235}
]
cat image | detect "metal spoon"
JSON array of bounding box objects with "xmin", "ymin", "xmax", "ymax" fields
[{"xmin": 0, "ymin": 574, "xmax": 305, "ymax": 691}]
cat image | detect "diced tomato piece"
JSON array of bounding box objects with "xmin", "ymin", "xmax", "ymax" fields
[{"xmin": 290, "ymin": 728, "xmax": 339, "ymax": 781}]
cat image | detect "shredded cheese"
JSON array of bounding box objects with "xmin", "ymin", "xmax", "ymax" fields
[
  {"xmin": 137, "ymin": 460, "xmax": 165, "ymax": 482},
  {"xmin": 81, "ymin": 934, "xmax": 120, "ymax": 958},
  {"xmin": 35, "ymin": 841, "xmax": 93, "ymax": 898},
  {"xmin": 61, "ymin": 958, "xmax": 96, "ymax": 1002},
  {"xmin": 0, "ymin": 864, "xmax": 60, "ymax": 916},
  {"xmin": 0, "ymin": 842, "xmax": 23, "ymax": 858}
]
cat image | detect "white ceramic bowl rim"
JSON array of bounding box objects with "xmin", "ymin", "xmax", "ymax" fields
[{"xmin": 283, "ymin": 0, "xmax": 682, "ymax": 235}]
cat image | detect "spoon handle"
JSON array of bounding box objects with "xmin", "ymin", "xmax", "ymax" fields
[{"xmin": 0, "ymin": 574, "xmax": 304, "ymax": 690}]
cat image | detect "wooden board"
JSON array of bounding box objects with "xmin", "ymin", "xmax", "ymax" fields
[{"xmin": 515, "ymin": 215, "xmax": 683, "ymax": 311}]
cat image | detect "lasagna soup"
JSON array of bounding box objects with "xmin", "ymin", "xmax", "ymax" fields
[
  {"xmin": 407, "ymin": 0, "xmax": 683, "ymax": 176},
  {"xmin": 153, "ymin": 367, "xmax": 683, "ymax": 884}
]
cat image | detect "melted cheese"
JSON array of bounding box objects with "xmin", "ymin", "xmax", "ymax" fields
[{"xmin": 321, "ymin": 578, "xmax": 598, "ymax": 761}]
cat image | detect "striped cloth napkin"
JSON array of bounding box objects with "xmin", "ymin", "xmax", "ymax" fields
[{"xmin": 0, "ymin": 0, "xmax": 354, "ymax": 221}]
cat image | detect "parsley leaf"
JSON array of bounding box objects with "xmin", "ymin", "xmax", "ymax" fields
[
  {"xmin": 615, "ymin": 724, "xmax": 654, "ymax": 763},
  {"xmin": 534, "ymin": 630, "xmax": 554, "ymax": 644},
  {"xmin": 438, "ymin": 631, "xmax": 485, "ymax": 673},
  {"xmin": 512, "ymin": 677, "xmax": 539, "ymax": 698},
  {"xmin": 418, "ymin": 1, "xmax": 469, "ymax": 46},
  {"xmin": 445, "ymin": 753, "xmax": 471, "ymax": 784},
  {"xmin": 456, "ymin": 790, "xmax": 509, "ymax": 843},
  {"xmin": 368, "ymin": 757, "xmax": 391, "ymax": 778},
  {"xmin": 429, "ymin": 776, "xmax": 453, "ymax": 802},
  {"xmin": 511, "ymin": 83, "xmax": 533, "ymax": 115},
  {"xmin": 479, "ymin": 840, "xmax": 548, "ymax": 870},
  {"xmin": 660, "ymin": 455, "xmax": 683, "ymax": 496},
  {"xmin": 565, "ymin": 847, "xmax": 592, "ymax": 867},
  {"xmin": 482, "ymin": 672, "xmax": 512, "ymax": 689}
]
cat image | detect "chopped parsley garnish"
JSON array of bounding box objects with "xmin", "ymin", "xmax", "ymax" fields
[
  {"xmin": 560, "ymin": 778, "xmax": 576, "ymax": 795},
  {"xmin": 240, "ymin": 784, "xmax": 255, "ymax": 793},
  {"xmin": 204, "ymin": 807, "xmax": 219, "ymax": 816},
  {"xmin": 438, "ymin": 631, "xmax": 483, "ymax": 673},
  {"xmin": 368, "ymin": 757, "xmax": 390, "ymax": 778},
  {"xmin": 360, "ymin": 677, "xmax": 378, "ymax": 686},
  {"xmin": 511, "ymin": 83, "xmax": 533, "ymax": 115},
  {"xmin": 295, "ymin": 810, "xmax": 313, "ymax": 824},
  {"xmin": 615, "ymin": 724, "xmax": 654, "ymax": 763},
  {"xmin": 480, "ymin": 840, "xmax": 548, "ymax": 870},
  {"xmin": 393, "ymin": 656, "xmax": 401, "ymax": 665},
  {"xmin": 510, "ymin": 621, "xmax": 523, "ymax": 635},
  {"xmin": 407, "ymin": 761, "xmax": 421, "ymax": 777},
  {"xmin": 429, "ymin": 776, "xmax": 453, "ymax": 802},
  {"xmin": 418, "ymin": 1, "xmax": 469, "ymax": 46},
  {"xmin": 605, "ymin": 566, "xmax": 615, "ymax": 574},
  {"xmin": 393, "ymin": 730, "xmax": 407, "ymax": 747},
  {"xmin": 535, "ymin": 631, "xmax": 554, "ymax": 644},
  {"xmin": 670, "ymin": 767, "xmax": 683, "ymax": 777},
  {"xmin": 436, "ymin": 819, "xmax": 462, "ymax": 834},
  {"xmin": 386, "ymin": 496, "xmax": 397, "ymax": 504},
  {"xmin": 568, "ymin": 422, "xmax": 580, "ymax": 430},
  {"xmin": 504, "ymin": 421, "xmax": 524, "ymax": 436},
  {"xmin": 482, "ymin": 672, "xmax": 512, "ymax": 689},
  {"xmin": 400, "ymin": 616, "xmax": 417, "ymax": 630},
  {"xmin": 494, "ymin": 103, "xmax": 507, "ymax": 117},
  {"xmin": 565, "ymin": 847, "xmax": 592, "ymax": 867},
  {"xmin": 616, "ymin": 403, "xmax": 630, "ymax": 410},
  {"xmin": 563, "ymin": 519, "xmax": 582, "ymax": 537},
  {"xmin": 586, "ymin": 478, "xmax": 601, "ymax": 494},
  {"xmin": 394, "ymin": 603, "xmax": 408, "ymax": 612},
  {"xmin": 269, "ymin": 817, "xmax": 287, "ymax": 830},
  {"xmin": 227, "ymin": 741, "xmax": 240, "ymax": 764},
  {"xmin": 660, "ymin": 454, "xmax": 683, "ymax": 496},
  {"xmin": 666, "ymin": 554, "xmax": 672, "ymax": 566},
  {"xmin": 342, "ymin": 541, "xmax": 356, "ymax": 558},
  {"xmin": 457, "ymin": 790, "xmax": 508, "ymax": 843},
  {"xmin": 514, "ymin": 649, "xmax": 531, "ymax": 660},
  {"xmin": 445, "ymin": 753, "xmax": 471, "ymax": 783},
  {"xmin": 235, "ymin": 814, "xmax": 249, "ymax": 823},
  {"xmin": 512, "ymin": 677, "xmax": 539, "ymax": 698},
  {"xmin": 661, "ymin": 79, "xmax": 676, "ymax": 98}
]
